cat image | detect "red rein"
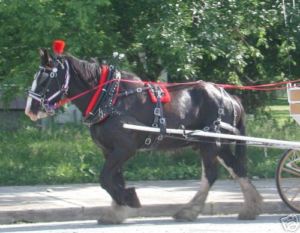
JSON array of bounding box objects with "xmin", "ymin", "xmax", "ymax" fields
[{"xmin": 55, "ymin": 78, "xmax": 300, "ymax": 110}]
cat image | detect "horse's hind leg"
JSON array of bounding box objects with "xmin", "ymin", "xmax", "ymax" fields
[
  {"xmin": 218, "ymin": 144, "xmax": 262, "ymax": 220},
  {"xmin": 173, "ymin": 144, "xmax": 219, "ymax": 221}
]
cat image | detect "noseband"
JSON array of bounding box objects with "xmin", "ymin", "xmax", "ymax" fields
[{"xmin": 28, "ymin": 59, "xmax": 70, "ymax": 114}]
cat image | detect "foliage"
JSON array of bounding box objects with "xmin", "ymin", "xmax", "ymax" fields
[
  {"xmin": 0, "ymin": 121, "xmax": 102, "ymax": 185},
  {"xmin": 1, "ymin": 0, "xmax": 300, "ymax": 111},
  {"xmin": 0, "ymin": 0, "xmax": 115, "ymax": 101},
  {"xmin": 126, "ymin": 0, "xmax": 300, "ymax": 111}
]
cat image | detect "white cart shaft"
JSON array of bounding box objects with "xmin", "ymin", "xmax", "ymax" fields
[{"xmin": 123, "ymin": 123, "xmax": 300, "ymax": 150}]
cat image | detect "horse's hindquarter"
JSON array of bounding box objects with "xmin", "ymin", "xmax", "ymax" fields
[
  {"xmin": 163, "ymin": 82, "xmax": 239, "ymax": 130},
  {"xmin": 164, "ymin": 85, "xmax": 205, "ymax": 129}
]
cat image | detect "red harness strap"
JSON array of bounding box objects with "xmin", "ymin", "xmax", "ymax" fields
[
  {"xmin": 84, "ymin": 65, "xmax": 109, "ymax": 116},
  {"xmin": 147, "ymin": 84, "xmax": 171, "ymax": 103}
]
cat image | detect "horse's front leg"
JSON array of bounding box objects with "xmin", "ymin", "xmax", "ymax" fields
[
  {"xmin": 112, "ymin": 169, "xmax": 141, "ymax": 208},
  {"xmin": 98, "ymin": 148, "xmax": 140, "ymax": 224}
]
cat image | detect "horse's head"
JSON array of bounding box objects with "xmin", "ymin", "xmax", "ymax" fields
[{"xmin": 25, "ymin": 48, "xmax": 70, "ymax": 121}]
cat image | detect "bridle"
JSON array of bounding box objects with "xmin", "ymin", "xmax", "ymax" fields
[{"xmin": 28, "ymin": 59, "xmax": 70, "ymax": 115}]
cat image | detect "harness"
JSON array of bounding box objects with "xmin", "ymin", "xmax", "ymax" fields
[
  {"xmin": 29, "ymin": 59, "xmax": 240, "ymax": 148},
  {"xmin": 28, "ymin": 60, "xmax": 70, "ymax": 115},
  {"xmin": 83, "ymin": 65, "xmax": 121, "ymax": 126},
  {"xmin": 117, "ymin": 83, "xmax": 170, "ymax": 147},
  {"xmin": 143, "ymin": 84, "xmax": 168, "ymax": 147},
  {"xmin": 201, "ymin": 87, "xmax": 240, "ymax": 148}
]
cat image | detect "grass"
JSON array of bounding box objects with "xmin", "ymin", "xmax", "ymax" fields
[
  {"xmin": 245, "ymin": 96, "xmax": 300, "ymax": 178},
  {"xmin": 0, "ymin": 118, "xmax": 203, "ymax": 185},
  {"xmin": 0, "ymin": 96, "xmax": 298, "ymax": 185},
  {"xmin": 0, "ymin": 123, "xmax": 103, "ymax": 185},
  {"xmin": 265, "ymin": 97, "xmax": 290, "ymax": 126}
]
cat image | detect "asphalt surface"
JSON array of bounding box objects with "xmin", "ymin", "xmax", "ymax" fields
[{"xmin": 0, "ymin": 179, "xmax": 293, "ymax": 224}]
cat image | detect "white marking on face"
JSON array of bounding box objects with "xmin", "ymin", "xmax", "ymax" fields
[{"xmin": 25, "ymin": 73, "xmax": 39, "ymax": 121}]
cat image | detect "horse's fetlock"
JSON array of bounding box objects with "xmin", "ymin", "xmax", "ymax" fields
[{"xmin": 123, "ymin": 187, "xmax": 141, "ymax": 208}]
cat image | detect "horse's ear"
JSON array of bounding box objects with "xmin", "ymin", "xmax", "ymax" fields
[{"xmin": 39, "ymin": 48, "xmax": 53, "ymax": 67}]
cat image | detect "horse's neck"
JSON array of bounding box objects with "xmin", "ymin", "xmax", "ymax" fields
[
  {"xmin": 64, "ymin": 55, "xmax": 143, "ymax": 115},
  {"xmin": 65, "ymin": 55, "xmax": 100, "ymax": 114},
  {"xmin": 66, "ymin": 55, "xmax": 100, "ymax": 88}
]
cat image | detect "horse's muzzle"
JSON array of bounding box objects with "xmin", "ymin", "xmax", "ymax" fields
[{"xmin": 25, "ymin": 110, "xmax": 48, "ymax": 121}]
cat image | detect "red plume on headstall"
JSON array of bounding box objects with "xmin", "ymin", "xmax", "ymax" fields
[{"xmin": 52, "ymin": 40, "xmax": 65, "ymax": 55}]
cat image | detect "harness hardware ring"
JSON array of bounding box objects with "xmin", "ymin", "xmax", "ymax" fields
[
  {"xmin": 50, "ymin": 72, "xmax": 56, "ymax": 78},
  {"xmin": 145, "ymin": 138, "xmax": 152, "ymax": 145}
]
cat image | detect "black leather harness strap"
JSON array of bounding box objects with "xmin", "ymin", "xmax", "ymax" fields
[
  {"xmin": 144, "ymin": 84, "xmax": 167, "ymax": 148},
  {"xmin": 84, "ymin": 66, "xmax": 121, "ymax": 126}
]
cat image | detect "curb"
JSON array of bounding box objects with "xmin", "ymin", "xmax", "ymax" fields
[{"xmin": 0, "ymin": 201, "xmax": 292, "ymax": 224}]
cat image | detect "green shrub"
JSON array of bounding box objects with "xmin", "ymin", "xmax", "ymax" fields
[{"xmin": 0, "ymin": 122, "xmax": 103, "ymax": 185}]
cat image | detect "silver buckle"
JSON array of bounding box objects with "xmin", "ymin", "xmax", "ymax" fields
[
  {"xmin": 152, "ymin": 123, "xmax": 158, "ymax": 127},
  {"xmin": 218, "ymin": 108, "xmax": 224, "ymax": 115},
  {"xmin": 157, "ymin": 135, "xmax": 164, "ymax": 141},
  {"xmin": 203, "ymin": 126, "xmax": 210, "ymax": 132},
  {"xmin": 159, "ymin": 118, "xmax": 166, "ymax": 125},
  {"xmin": 154, "ymin": 108, "xmax": 161, "ymax": 116},
  {"xmin": 145, "ymin": 138, "xmax": 152, "ymax": 145}
]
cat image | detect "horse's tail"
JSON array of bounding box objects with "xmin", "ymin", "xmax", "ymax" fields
[{"xmin": 234, "ymin": 100, "xmax": 248, "ymax": 177}]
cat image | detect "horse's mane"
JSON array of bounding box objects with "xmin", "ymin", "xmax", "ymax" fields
[{"xmin": 64, "ymin": 54, "xmax": 100, "ymax": 87}]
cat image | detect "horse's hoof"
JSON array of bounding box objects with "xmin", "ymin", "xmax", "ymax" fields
[
  {"xmin": 173, "ymin": 208, "xmax": 198, "ymax": 222},
  {"xmin": 97, "ymin": 209, "xmax": 126, "ymax": 225},
  {"xmin": 97, "ymin": 218, "xmax": 123, "ymax": 225}
]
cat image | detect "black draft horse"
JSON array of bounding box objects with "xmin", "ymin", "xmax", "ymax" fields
[{"xmin": 25, "ymin": 49, "xmax": 262, "ymax": 224}]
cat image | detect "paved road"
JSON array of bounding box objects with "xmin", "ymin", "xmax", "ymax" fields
[
  {"xmin": 0, "ymin": 179, "xmax": 293, "ymax": 224},
  {"xmin": 0, "ymin": 214, "xmax": 296, "ymax": 233}
]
